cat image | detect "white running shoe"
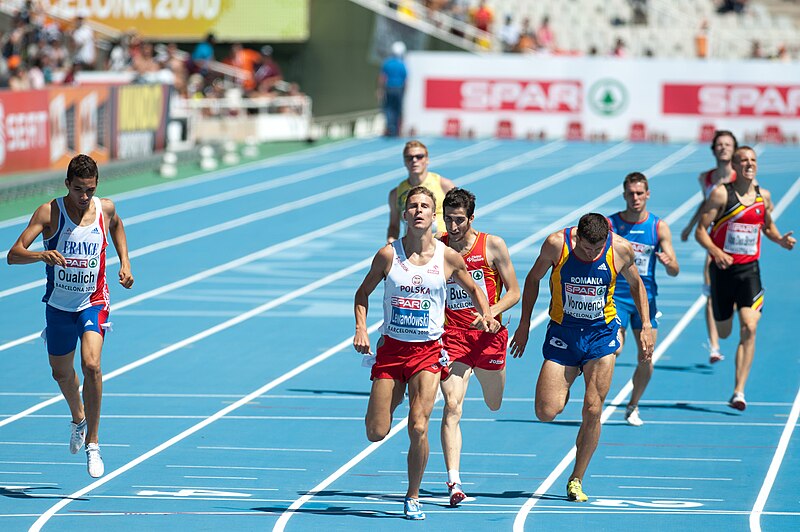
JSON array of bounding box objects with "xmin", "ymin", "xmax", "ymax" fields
[
  {"xmin": 69, "ymin": 419, "xmax": 87, "ymax": 454},
  {"xmin": 728, "ymin": 392, "xmax": 746, "ymax": 411},
  {"xmin": 403, "ymin": 497, "xmax": 425, "ymax": 520},
  {"xmin": 625, "ymin": 405, "xmax": 644, "ymax": 426},
  {"xmin": 86, "ymin": 443, "xmax": 104, "ymax": 478}
]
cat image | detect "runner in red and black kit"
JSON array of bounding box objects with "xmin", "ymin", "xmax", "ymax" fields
[
  {"xmin": 437, "ymin": 188, "xmax": 520, "ymax": 507},
  {"xmin": 696, "ymin": 146, "xmax": 795, "ymax": 411}
]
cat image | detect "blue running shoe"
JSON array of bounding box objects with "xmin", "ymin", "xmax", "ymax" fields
[{"xmin": 404, "ymin": 497, "xmax": 425, "ymax": 520}]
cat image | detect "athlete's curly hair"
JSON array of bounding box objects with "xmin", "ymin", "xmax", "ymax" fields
[{"xmin": 66, "ymin": 154, "xmax": 99, "ymax": 183}]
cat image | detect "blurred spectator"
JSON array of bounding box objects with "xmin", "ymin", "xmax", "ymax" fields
[
  {"xmin": 717, "ymin": 0, "xmax": 747, "ymax": 15},
  {"xmin": 472, "ymin": 0, "xmax": 493, "ymax": 32},
  {"xmin": 536, "ymin": 16, "xmax": 556, "ymax": 52},
  {"xmin": 695, "ymin": 19, "xmax": 709, "ymax": 58},
  {"xmin": 28, "ymin": 56, "xmax": 45, "ymax": 88},
  {"xmin": 612, "ymin": 37, "xmax": 627, "ymax": 57},
  {"xmin": 378, "ymin": 41, "xmax": 407, "ymax": 137},
  {"xmin": 9, "ymin": 64, "xmax": 31, "ymax": 90},
  {"xmin": 192, "ymin": 32, "xmax": 215, "ymax": 75},
  {"xmin": 750, "ymin": 40, "xmax": 762, "ymax": 58},
  {"xmin": 774, "ymin": 43, "xmax": 791, "ymax": 62},
  {"xmin": 228, "ymin": 43, "xmax": 261, "ymax": 92},
  {"xmin": 516, "ymin": 17, "xmax": 537, "ymax": 53},
  {"xmin": 107, "ymin": 36, "xmax": 131, "ymax": 71},
  {"xmin": 498, "ymin": 15, "xmax": 520, "ymax": 53},
  {"xmin": 631, "ymin": 0, "xmax": 648, "ymax": 25},
  {"xmin": 71, "ymin": 10, "xmax": 96, "ymax": 69},
  {"xmin": 254, "ymin": 45, "xmax": 283, "ymax": 93},
  {"xmin": 446, "ymin": 0, "xmax": 470, "ymax": 37}
]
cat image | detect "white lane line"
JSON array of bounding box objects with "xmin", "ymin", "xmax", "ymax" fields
[
  {"xmin": 27, "ymin": 321, "xmax": 384, "ymax": 532},
  {"xmin": 0, "ymin": 461, "xmax": 81, "ymax": 466},
  {"xmin": 592, "ymin": 474, "xmax": 732, "ymax": 481},
  {"xmin": 166, "ymin": 465, "xmax": 306, "ymax": 472},
  {"xmin": 513, "ymin": 181, "xmax": 799, "ymax": 531},
  {"xmin": 0, "ymin": 137, "xmax": 370, "ymax": 230},
  {"xmin": 770, "ymin": 176, "xmax": 800, "ymax": 219},
  {"xmin": 133, "ymin": 484, "xmax": 277, "ymax": 491},
  {"xmin": 378, "ymin": 469, "xmax": 519, "ymax": 476},
  {"xmin": 750, "ymin": 383, "xmax": 800, "ymax": 532},
  {"xmin": 0, "ymin": 141, "xmax": 500, "ymax": 298},
  {"xmin": 0, "ymin": 259, "xmax": 374, "ymax": 428},
  {"xmin": 0, "ymin": 142, "xmax": 404, "ymax": 260},
  {"xmin": 272, "ymin": 144, "xmax": 699, "ymax": 531},
  {"xmin": 618, "ymin": 486, "xmax": 693, "ymax": 490},
  {"xmin": 183, "ymin": 475, "xmax": 258, "ymax": 480},
  {"xmin": 0, "ymin": 441, "xmax": 129, "ymax": 447},
  {"xmin": 0, "ymin": 471, "xmax": 41, "ymax": 475},
  {"xmin": 196, "ymin": 446, "xmax": 333, "ymax": 452},
  {"xmin": 0, "ymin": 140, "xmax": 591, "ymax": 427}
]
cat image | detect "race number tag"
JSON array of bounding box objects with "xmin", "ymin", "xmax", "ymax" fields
[
  {"xmin": 564, "ymin": 283, "xmax": 606, "ymax": 320},
  {"xmin": 446, "ymin": 269, "xmax": 488, "ymax": 310},
  {"xmin": 723, "ymin": 222, "xmax": 759, "ymax": 256},
  {"xmin": 630, "ymin": 241, "xmax": 654, "ymax": 276}
]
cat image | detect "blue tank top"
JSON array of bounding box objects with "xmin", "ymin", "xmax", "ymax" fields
[
  {"xmin": 549, "ymin": 227, "xmax": 617, "ymax": 328},
  {"xmin": 608, "ymin": 212, "xmax": 660, "ymax": 300}
]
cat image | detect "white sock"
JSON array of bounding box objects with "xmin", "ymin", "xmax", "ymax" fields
[{"xmin": 448, "ymin": 470, "xmax": 461, "ymax": 484}]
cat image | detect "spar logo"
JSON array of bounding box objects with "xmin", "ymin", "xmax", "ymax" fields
[
  {"xmin": 391, "ymin": 297, "xmax": 431, "ymax": 310},
  {"xmin": 663, "ymin": 84, "xmax": 800, "ymax": 116},
  {"xmin": 65, "ymin": 258, "xmax": 88, "ymax": 268},
  {"xmin": 630, "ymin": 242, "xmax": 652, "ymax": 255},
  {"xmin": 588, "ymin": 79, "xmax": 628, "ymax": 116},
  {"xmin": 565, "ymin": 284, "xmax": 606, "ymax": 296},
  {"xmin": 425, "ymin": 78, "xmax": 581, "ymax": 112}
]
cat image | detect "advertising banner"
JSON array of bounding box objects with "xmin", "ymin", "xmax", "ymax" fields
[
  {"xmin": 404, "ymin": 52, "xmax": 800, "ymax": 142},
  {"xmin": 41, "ymin": 0, "xmax": 309, "ymax": 42},
  {"xmin": 48, "ymin": 86, "xmax": 112, "ymax": 169},
  {"xmin": 0, "ymin": 91, "xmax": 50, "ymax": 174},
  {"xmin": 112, "ymin": 84, "xmax": 170, "ymax": 160}
]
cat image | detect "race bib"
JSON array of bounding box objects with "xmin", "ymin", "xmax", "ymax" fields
[
  {"xmin": 630, "ymin": 241, "xmax": 654, "ymax": 276},
  {"xmin": 564, "ymin": 283, "xmax": 606, "ymax": 320},
  {"xmin": 388, "ymin": 296, "xmax": 430, "ymax": 335},
  {"xmin": 723, "ymin": 222, "xmax": 759, "ymax": 256},
  {"xmin": 446, "ymin": 269, "xmax": 488, "ymax": 310}
]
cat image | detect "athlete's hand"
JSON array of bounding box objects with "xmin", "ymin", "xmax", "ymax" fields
[
  {"xmin": 39, "ymin": 250, "xmax": 66, "ymax": 267},
  {"xmin": 509, "ymin": 324, "xmax": 529, "ymax": 358},
  {"xmin": 711, "ymin": 249, "xmax": 734, "ymax": 270},
  {"xmin": 680, "ymin": 226, "xmax": 692, "ymax": 242},
  {"xmin": 118, "ymin": 266, "xmax": 134, "ymax": 289},
  {"xmin": 353, "ymin": 327, "xmax": 372, "ymax": 355},
  {"xmin": 470, "ymin": 312, "xmax": 488, "ymax": 331},
  {"xmin": 639, "ymin": 324, "xmax": 655, "ymax": 360},
  {"xmin": 484, "ymin": 315, "xmax": 501, "ymax": 333},
  {"xmin": 779, "ymin": 230, "xmax": 796, "ymax": 250},
  {"xmin": 655, "ymin": 251, "xmax": 672, "ymax": 267}
]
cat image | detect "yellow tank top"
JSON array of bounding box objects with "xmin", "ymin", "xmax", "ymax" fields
[{"xmin": 395, "ymin": 172, "xmax": 447, "ymax": 233}]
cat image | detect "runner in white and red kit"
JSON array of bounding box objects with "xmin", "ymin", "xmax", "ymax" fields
[
  {"xmin": 438, "ymin": 188, "xmax": 520, "ymax": 507},
  {"xmin": 8, "ymin": 154, "xmax": 134, "ymax": 478},
  {"xmin": 354, "ymin": 186, "xmax": 499, "ymax": 520}
]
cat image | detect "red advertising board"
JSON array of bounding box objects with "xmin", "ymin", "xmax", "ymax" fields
[
  {"xmin": 425, "ymin": 78, "xmax": 582, "ymax": 112},
  {"xmin": 0, "ymin": 91, "xmax": 50, "ymax": 174},
  {"xmin": 663, "ymin": 84, "xmax": 800, "ymax": 117},
  {"xmin": 48, "ymin": 86, "xmax": 112, "ymax": 169}
]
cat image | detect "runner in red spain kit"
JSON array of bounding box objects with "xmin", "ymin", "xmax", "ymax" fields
[
  {"xmin": 438, "ymin": 188, "xmax": 520, "ymax": 507},
  {"xmin": 695, "ymin": 146, "xmax": 795, "ymax": 411},
  {"xmin": 354, "ymin": 186, "xmax": 499, "ymax": 520}
]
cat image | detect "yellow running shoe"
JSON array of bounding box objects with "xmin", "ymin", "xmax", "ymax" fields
[{"xmin": 566, "ymin": 478, "xmax": 588, "ymax": 502}]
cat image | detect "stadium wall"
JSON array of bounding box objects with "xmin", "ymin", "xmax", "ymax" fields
[
  {"xmin": 300, "ymin": 0, "xmax": 460, "ymax": 117},
  {"xmin": 404, "ymin": 52, "xmax": 800, "ymax": 143}
]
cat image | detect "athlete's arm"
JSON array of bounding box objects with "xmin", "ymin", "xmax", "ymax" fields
[
  {"xmin": 695, "ymin": 185, "xmax": 733, "ymax": 269},
  {"xmin": 445, "ymin": 247, "xmax": 500, "ymax": 333},
  {"xmin": 354, "ymin": 246, "xmax": 393, "ymax": 354},
  {"xmin": 616, "ymin": 237, "xmax": 654, "ymax": 358},
  {"xmin": 509, "ymin": 232, "xmax": 560, "ymax": 358},
  {"xmin": 655, "ymin": 220, "xmax": 680, "ymax": 276},
  {"xmin": 486, "ymin": 234, "xmax": 520, "ymax": 318},
  {"xmin": 7, "ymin": 202, "xmax": 65, "ymax": 266},
  {"xmin": 387, "ymin": 188, "xmax": 400, "ymax": 244},
  {"xmin": 680, "ymin": 172, "xmax": 708, "ymax": 241},
  {"xmin": 760, "ymin": 188, "xmax": 796, "ymax": 250},
  {"xmin": 104, "ymin": 198, "xmax": 134, "ymax": 289}
]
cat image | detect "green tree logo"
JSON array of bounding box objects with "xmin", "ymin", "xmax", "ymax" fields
[{"xmin": 588, "ymin": 79, "xmax": 628, "ymax": 116}]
